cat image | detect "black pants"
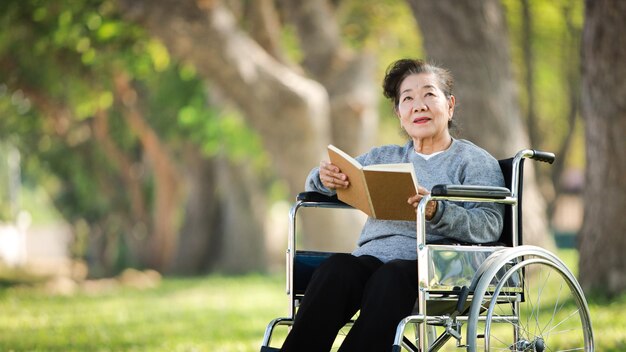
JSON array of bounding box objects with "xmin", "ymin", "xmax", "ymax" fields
[{"xmin": 281, "ymin": 253, "xmax": 418, "ymax": 352}]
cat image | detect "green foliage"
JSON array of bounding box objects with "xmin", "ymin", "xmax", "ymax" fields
[
  {"xmin": 0, "ymin": 0, "xmax": 273, "ymax": 273},
  {"xmin": 178, "ymin": 100, "xmax": 269, "ymax": 170},
  {"xmin": 0, "ymin": 0, "xmax": 591, "ymax": 276},
  {"xmin": 503, "ymin": 0, "xmax": 585, "ymax": 163},
  {"xmin": 338, "ymin": 0, "xmax": 423, "ymax": 77}
]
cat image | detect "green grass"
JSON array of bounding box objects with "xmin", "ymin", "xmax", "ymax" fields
[
  {"xmin": 0, "ymin": 274, "xmax": 287, "ymax": 352},
  {"xmin": 0, "ymin": 252, "xmax": 625, "ymax": 351}
]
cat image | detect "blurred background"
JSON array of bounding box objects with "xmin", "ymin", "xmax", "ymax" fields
[{"xmin": 0, "ymin": 0, "xmax": 624, "ymax": 350}]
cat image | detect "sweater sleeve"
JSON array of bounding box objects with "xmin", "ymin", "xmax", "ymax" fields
[
  {"xmin": 427, "ymin": 153, "xmax": 505, "ymax": 244},
  {"xmin": 429, "ymin": 199, "xmax": 504, "ymax": 244}
]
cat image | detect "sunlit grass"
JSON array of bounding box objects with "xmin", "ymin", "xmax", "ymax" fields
[
  {"xmin": 0, "ymin": 250, "xmax": 624, "ymax": 351},
  {"xmin": 0, "ymin": 274, "xmax": 286, "ymax": 352}
]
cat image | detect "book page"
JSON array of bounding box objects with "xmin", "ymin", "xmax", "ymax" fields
[{"xmin": 363, "ymin": 163, "xmax": 414, "ymax": 172}]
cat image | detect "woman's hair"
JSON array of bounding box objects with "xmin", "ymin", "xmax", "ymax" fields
[
  {"xmin": 382, "ymin": 58, "xmax": 454, "ymax": 108},
  {"xmin": 382, "ymin": 58, "xmax": 458, "ymax": 133}
]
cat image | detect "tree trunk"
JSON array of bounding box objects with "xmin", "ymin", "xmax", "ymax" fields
[
  {"xmin": 119, "ymin": 0, "xmax": 318, "ymax": 270},
  {"xmin": 408, "ymin": 0, "xmax": 555, "ymax": 249},
  {"xmin": 279, "ymin": 0, "xmax": 379, "ymax": 156},
  {"xmin": 279, "ymin": 0, "xmax": 378, "ymax": 251},
  {"xmin": 117, "ymin": 0, "xmax": 378, "ymax": 256},
  {"xmin": 113, "ymin": 72, "xmax": 183, "ymax": 271},
  {"xmin": 579, "ymin": 0, "xmax": 626, "ymax": 296},
  {"xmin": 212, "ymin": 155, "xmax": 268, "ymax": 273},
  {"xmin": 118, "ymin": 0, "xmax": 330, "ymax": 194},
  {"xmin": 521, "ymin": 0, "xmax": 539, "ymax": 151},
  {"xmin": 170, "ymin": 146, "xmax": 221, "ymax": 274}
]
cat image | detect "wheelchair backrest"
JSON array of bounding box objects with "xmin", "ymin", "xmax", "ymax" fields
[{"xmin": 497, "ymin": 157, "xmax": 525, "ymax": 247}]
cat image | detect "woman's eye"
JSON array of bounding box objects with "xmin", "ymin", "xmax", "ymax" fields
[
  {"xmin": 425, "ymin": 92, "xmax": 435, "ymax": 97},
  {"xmin": 402, "ymin": 96, "xmax": 412, "ymax": 102}
]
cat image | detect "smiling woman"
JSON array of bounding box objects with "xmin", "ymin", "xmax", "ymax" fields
[
  {"xmin": 383, "ymin": 59, "xmax": 456, "ymax": 155},
  {"xmin": 279, "ymin": 58, "xmax": 507, "ymax": 351},
  {"xmin": 396, "ymin": 73, "xmax": 455, "ymax": 153}
]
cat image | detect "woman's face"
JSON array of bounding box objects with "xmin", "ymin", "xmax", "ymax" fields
[{"xmin": 396, "ymin": 72, "xmax": 455, "ymax": 144}]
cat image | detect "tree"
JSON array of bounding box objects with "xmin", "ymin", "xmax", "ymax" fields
[
  {"xmin": 2, "ymin": 0, "xmax": 577, "ymax": 276},
  {"xmin": 407, "ymin": 0, "xmax": 554, "ymax": 248},
  {"xmin": 117, "ymin": 0, "xmax": 380, "ymax": 253},
  {"xmin": 119, "ymin": 0, "xmax": 562, "ymax": 255},
  {"xmin": 579, "ymin": 0, "xmax": 626, "ymax": 296},
  {"xmin": 505, "ymin": 0, "xmax": 584, "ymax": 223},
  {"xmin": 0, "ymin": 0, "xmax": 271, "ymax": 275}
]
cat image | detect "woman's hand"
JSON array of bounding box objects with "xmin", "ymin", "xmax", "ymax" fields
[
  {"xmin": 319, "ymin": 160, "xmax": 349, "ymax": 190},
  {"xmin": 408, "ymin": 186, "xmax": 438, "ymax": 220}
]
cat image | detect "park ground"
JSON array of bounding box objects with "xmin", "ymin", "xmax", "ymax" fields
[{"xmin": 0, "ymin": 249, "xmax": 625, "ymax": 351}]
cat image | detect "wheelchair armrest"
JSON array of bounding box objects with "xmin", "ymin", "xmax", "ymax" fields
[
  {"xmin": 296, "ymin": 191, "xmax": 348, "ymax": 205},
  {"xmin": 431, "ymin": 185, "xmax": 511, "ymax": 199}
]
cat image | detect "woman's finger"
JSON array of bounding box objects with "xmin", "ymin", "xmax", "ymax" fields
[
  {"xmin": 320, "ymin": 160, "xmax": 350, "ymax": 189},
  {"xmin": 408, "ymin": 194, "xmax": 420, "ymax": 207},
  {"xmin": 417, "ymin": 186, "xmax": 430, "ymax": 195}
]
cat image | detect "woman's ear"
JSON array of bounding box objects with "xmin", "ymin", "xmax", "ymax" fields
[{"xmin": 448, "ymin": 95, "xmax": 456, "ymax": 117}]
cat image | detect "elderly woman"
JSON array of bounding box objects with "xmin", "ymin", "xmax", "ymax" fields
[{"xmin": 280, "ymin": 59, "xmax": 505, "ymax": 352}]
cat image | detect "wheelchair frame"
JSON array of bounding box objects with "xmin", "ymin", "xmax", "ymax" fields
[{"xmin": 262, "ymin": 149, "xmax": 594, "ymax": 352}]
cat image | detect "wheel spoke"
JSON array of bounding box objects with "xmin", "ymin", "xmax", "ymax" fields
[
  {"xmin": 541, "ymin": 277, "xmax": 565, "ymax": 339},
  {"xmin": 469, "ymin": 254, "xmax": 592, "ymax": 352},
  {"xmin": 543, "ymin": 308, "xmax": 581, "ymax": 336}
]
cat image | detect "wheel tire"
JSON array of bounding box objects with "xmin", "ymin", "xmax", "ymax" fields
[{"xmin": 466, "ymin": 247, "xmax": 594, "ymax": 352}]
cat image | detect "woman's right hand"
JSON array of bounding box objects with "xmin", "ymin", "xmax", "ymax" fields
[
  {"xmin": 408, "ymin": 186, "xmax": 438, "ymax": 220},
  {"xmin": 319, "ymin": 160, "xmax": 350, "ymax": 190}
]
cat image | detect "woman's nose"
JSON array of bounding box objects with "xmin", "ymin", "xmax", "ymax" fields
[{"xmin": 413, "ymin": 100, "xmax": 427, "ymax": 112}]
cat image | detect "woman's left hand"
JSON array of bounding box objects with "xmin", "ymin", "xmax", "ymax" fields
[{"xmin": 408, "ymin": 186, "xmax": 438, "ymax": 220}]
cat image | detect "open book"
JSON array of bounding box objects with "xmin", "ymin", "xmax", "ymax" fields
[{"xmin": 327, "ymin": 144, "xmax": 419, "ymax": 221}]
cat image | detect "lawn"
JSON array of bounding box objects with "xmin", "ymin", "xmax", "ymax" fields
[
  {"xmin": 0, "ymin": 251, "xmax": 625, "ymax": 351},
  {"xmin": 0, "ymin": 274, "xmax": 285, "ymax": 352}
]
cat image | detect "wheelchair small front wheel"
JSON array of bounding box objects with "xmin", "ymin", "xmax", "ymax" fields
[{"xmin": 466, "ymin": 248, "xmax": 594, "ymax": 352}]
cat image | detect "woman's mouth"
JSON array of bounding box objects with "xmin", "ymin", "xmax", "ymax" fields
[{"xmin": 412, "ymin": 117, "xmax": 430, "ymax": 124}]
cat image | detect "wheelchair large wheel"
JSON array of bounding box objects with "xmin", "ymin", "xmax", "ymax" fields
[{"xmin": 466, "ymin": 246, "xmax": 594, "ymax": 352}]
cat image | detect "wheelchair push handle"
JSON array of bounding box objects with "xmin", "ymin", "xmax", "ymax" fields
[{"xmin": 530, "ymin": 150, "xmax": 556, "ymax": 164}]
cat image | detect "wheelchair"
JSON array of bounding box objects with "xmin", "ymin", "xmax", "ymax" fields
[{"xmin": 261, "ymin": 149, "xmax": 594, "ymax": 351}]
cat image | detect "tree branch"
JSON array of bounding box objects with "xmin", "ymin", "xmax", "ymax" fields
[
  {"xmin": 117, "ymin": 0, "xmax": 330, "ymax": 192},
  {"xmin": 279, "ymin": 0, "xmax": 346, "ymax": 81},
  {"xmin": 113, "ymin": 71, "xmax": 183, "ymax": 270},
  {"xmin": 244, "ymin": 0, "xmax": 286, "ymax": 63}
]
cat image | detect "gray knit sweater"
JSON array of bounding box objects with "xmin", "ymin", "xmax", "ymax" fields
[{"xmin": 305, "ymin": 139, "xmax": 505, "ymax": 263}]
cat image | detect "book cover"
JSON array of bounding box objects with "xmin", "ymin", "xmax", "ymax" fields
[{"xmin": 327, "ymin": 144, "xmax": 419, "ymax": 221}]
